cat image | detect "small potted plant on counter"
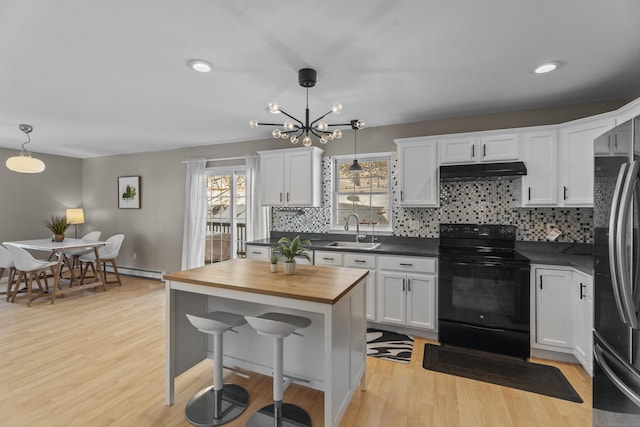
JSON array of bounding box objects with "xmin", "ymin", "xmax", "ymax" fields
[
  {"xmin": 273, "ymin": 235, "xmax": 311, "ymax": 275},
  {"xmin": 269, "ymin": 251, "xmax": 279, "ymax": 273},
  {"xmin": 45, "ymin": 215, "xmax": 69, "ymax": 242}
]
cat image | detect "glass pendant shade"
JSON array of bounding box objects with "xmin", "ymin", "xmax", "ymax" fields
[{"xmin": 6, "ymin": 152, "xmax": 46, "ymax": 173}]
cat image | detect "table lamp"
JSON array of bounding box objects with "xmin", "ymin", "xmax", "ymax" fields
[{"xmin": 66, "ymin": 208, "xmax": 85, "ymax": 239}]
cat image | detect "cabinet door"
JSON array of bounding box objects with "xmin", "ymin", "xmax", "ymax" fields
[
  {"xmin": 245, "ymin": 245, "xmax": 270, "ymax": 261},
  {"xmin": 406, "ymin": 273, "xmax": 436, "ymax": 330},
  {"xmin": 260, "ymin": 153, "xmax": 285, "ymax": 206},
  {"xmin": 439, "ymin": 137, "xmax": 476, "ymax": 164},
  {"xmin": 364, "ymin": 271, "xmax": 376, "ymax": 321},
  {"xmin": 559, "ymin": 116, "xmax": 615, "ymax": 206},
  {"xmin": 479, "ymin": 134, "xmax": 521, "ymax": 162},
  {"xmin": 522, "ymin": 131, "xmax": 557, "ymax": 206},
  {"xmin": 573, "ymin": 272, "xmax": 593, "ymax": 375},
  {"xmin": 535, "ymin": 268, "xmax": 574, "ymax": 349},
  {"xmin": 285, "ymin": 150, "xmax": 314, "ymax": 206},
  {"xmin": 378, "ymin": 271, "xmax": 406, "ymax": 325},
  {"xmin": 396, "ymin": 140, "xmax": 439, "ymax": 207}
]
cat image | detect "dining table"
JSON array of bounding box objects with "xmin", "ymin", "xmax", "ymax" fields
[{"xmin": 3, "ymin": 238, "xmax": 107, "ymax": 304}]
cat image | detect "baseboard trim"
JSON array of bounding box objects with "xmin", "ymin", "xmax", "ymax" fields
[{"xmin": 104, "ymin": 265, "xmax": 164, "ymax": 281}]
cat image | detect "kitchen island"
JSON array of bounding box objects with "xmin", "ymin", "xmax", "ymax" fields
[{"xmin": 164, "ymin": 259, "xmax": 368, "ymax": 427}]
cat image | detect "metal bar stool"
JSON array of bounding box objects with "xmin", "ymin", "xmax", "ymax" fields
[
  {"xmin": 185, "ymin": 311, "xmax": 250, "ymax": 426},
  {"xmin": 244, "ymin": 312, "xmax": 312, "ymax": 427}
]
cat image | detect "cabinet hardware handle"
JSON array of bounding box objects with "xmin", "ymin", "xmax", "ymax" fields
[
  {"xmin": 471, "ymin": 145, "xmax": 475, "ymax": 158},
  {"xmin": 354, "ymin": 260, "xmax": 366, "ymax": 263},
  {"xmin": 286, "ymin": 192, "xmax": 290, "ymax": 202},
  {"xmin": 280, "ymin": 192, "xmax": 283, "ymax": 202},
  {"xmin": 540, "ymin": 275, "xmax": 543, "ymax": 290},
  {"xmin": 528, "ymin": 187, "xmax": 531, "ymax": 201},
  {"xmin": 580, "ymin": 283, "xmax": 586, "ymax": 300},
  {"xmin": 400, "ymin": 263, "xmax": 413, "ymax": 267},
  {"xmin": 563, "ymin": 186, "xmax": 568, "ymax": 200},
  {"xmin": 614, "ymin": 134, "xmax": 618, "ymax": 151},
  {"xmin": 323, "ymin": 257, "xmax": 334, "ymax": 261},
  {"xmin": 402, "ymin": 278, "xmax": 405, "ymax": 292},
  {"xmin": 251, "ymin": 251, "xmax": 261, "ymax": 254},
  {"xmin": 483, "ymin": 144, "xmax": 486, "ymax": 158},
  {"xmin": 400, "ymin": 190, "xmax": 403, "ymax": 201},
  {"xmin": 407, "ymin": 278, "xmax": 411, "ymax": 292}
]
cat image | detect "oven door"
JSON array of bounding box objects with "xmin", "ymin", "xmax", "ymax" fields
[{"xmin": 438, "ymin": 257, "xmax": 530, "ymax": 332}]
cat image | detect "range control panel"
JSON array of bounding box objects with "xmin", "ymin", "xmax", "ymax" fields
[{"xmin": 439, "ymin": 223, "xmax": 516, "ymax": 240}]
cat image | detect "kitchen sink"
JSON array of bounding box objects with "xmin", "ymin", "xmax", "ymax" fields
[{"xmin": 324, "ymin": 241, "xmax": 381, "ymax": 250}]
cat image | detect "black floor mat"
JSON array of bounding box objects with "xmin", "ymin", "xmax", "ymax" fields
[{"xmin": 422, "ymin": 344, "xmax": 583, "ymax": 403}]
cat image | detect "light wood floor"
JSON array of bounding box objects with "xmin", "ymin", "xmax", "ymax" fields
[{"xmin": 0, "ymin": 276, "xmax": 592, "ymax": 427}]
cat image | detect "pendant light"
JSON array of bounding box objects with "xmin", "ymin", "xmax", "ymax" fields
[
  {"xmin": 5, "ymin": 124, "xmax": 45, "ymax": 173},
  {"xmin": 348, "ymin": 120, "xmax": 364, "ymax": 172}
]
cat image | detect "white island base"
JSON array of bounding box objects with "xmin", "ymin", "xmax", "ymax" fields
[{"xmin": 164, "ymin": 260, "xmax": 368, "ymax": 427}]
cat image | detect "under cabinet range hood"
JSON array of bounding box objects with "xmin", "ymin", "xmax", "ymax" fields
[{"xmin": 440, "ymin": 161, "xmax": 527, "ymax": 181}]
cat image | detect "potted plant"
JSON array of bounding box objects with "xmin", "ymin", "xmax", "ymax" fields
[
  {"xmin": 45, "ymin": 215, "xmax": 70, "ymax": 242},
  {"xmin": 273, "ymin": 235, "xmax": 311, "ymax": 275},
  {"xmin": 269, "ymin": 251, "xmax": 279, "ymax": 273}
]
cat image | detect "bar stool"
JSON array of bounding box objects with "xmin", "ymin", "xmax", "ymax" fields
[
  {"xmin": 185, "ymin": 311, "xmax": 250, "ymax": 426},
  {"xmin": 244, "ymin": 312, "xmax": 312, "ymax": 427}
]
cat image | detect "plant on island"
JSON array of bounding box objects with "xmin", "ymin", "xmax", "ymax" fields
[{"xmin": 273, "ymin": 235, "xmax": 311, "ymax": 264}]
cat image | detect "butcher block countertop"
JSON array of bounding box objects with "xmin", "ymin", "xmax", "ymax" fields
[{"xmin": 164, "ymin": 259, "xmax": 368, "ymax": 305}]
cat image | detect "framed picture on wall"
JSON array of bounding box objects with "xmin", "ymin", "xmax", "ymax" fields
[{"xmin": 118, "ymin": 176, "xmax": 141, "ymax": 209}]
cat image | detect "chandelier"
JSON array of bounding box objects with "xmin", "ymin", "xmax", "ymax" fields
[
  {"xmin": 5, "ymin": 124, "xmax": 46, "ymax": 173},
  {"xmin": 250, "ymin": 68, "xmax": 365, "ymax": 146}
]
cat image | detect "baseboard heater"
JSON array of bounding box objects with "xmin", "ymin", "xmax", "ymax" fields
[{"xmin": 103, "ymin": 265, "xmax": 164, "ymax": 281}]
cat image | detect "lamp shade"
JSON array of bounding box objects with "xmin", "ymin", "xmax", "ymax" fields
[
  {"xmin": 66, "ymin": 208, "xmax": 85, "ymax": 225},
  {"xmin": 6, "ymin": 153, "xmax": 46, "ymax": 173}
]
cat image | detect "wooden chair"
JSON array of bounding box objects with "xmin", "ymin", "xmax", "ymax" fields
[
  {"xmin": 0, "ymin": 245, "xmax": 17, "ymax": 302},
  {"xmin": 4, "ymin": 243, "xmax": 58, "ymax": 306},
  {"xmin": 80, "ymin": 234, "xmax": 125, "ymax": 286}
]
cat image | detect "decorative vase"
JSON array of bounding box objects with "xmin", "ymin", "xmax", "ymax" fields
[
  {"xmin": 270, "ymin": 263, "xmax": 278, "ymax": 273},
  {"xmin": 283, "ymin": 261, "xmax": 296, "ymax": 275},
  {"xmin": 53, "ymin": 234, "xmax": 65, "ymax": 242}
]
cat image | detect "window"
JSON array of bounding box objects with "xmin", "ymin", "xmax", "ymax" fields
[
  {"xmin": 205, "ymin": 167, "xmax": 246, "ymax": 263},
  {"xmin": 333, "ymin": 154, "xmax": 391, "ymax": 231}
]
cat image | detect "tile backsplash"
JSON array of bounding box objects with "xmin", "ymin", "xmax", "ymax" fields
[{"xmin": 272, "ymin": 158, "xmax": 593, "ymax": 243}]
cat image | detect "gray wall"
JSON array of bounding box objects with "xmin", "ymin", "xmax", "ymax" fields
[
  {"xmin": 0, "ymin": 98, "xmax": 626, "ymax": 275},
  {"xmin": 0, "ymin": 148, "xmax": 82, "ymax": 244}
]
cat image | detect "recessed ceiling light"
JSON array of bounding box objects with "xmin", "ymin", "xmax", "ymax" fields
[
  {"xmin": 534, "ymin": 62, "xmax": 559, "ymax": 74},
  {"xmin": 187, "ymin": 59, "xmax": 213, "ymax": 73}
]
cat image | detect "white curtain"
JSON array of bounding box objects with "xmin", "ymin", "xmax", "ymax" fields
[
  {"xmin": 181, "ymin": 158, "xmax": 208, "ymax": 270},
  {"xmin": 245, "ymin": 155, "xmax": 270, "ymax": 241}
]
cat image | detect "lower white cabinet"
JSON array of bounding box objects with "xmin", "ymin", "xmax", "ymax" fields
[
  {"xmin": 573, "ymin": 270, "xmax": 593, "ymax": 376},
  {"xmin": 532, "ymin": 265, "xmax": 594, "ymax": 375},
  {"xmin": 315, "ymin": 251, "xmax": 376, "ymax": 320},
  {"xmin": 245, "ymin": 244, "xmax": 270, "ymax": 261},
  {"xmin": 377, "ymin": 255, "xmax": 437, "ymax": 331}
]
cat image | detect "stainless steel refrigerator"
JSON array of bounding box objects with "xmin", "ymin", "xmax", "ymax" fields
[{"xmin": 593, "ymin": 117, "xmax": 640, "ymax": 426}]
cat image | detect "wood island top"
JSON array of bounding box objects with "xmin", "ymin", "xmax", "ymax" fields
[{"xmin": 164, "ymin": 259, "xmax": 368, "ymax": 305}]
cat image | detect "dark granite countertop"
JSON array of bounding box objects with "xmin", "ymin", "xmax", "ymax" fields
[{"xmin": 246, "ymin": 234, "xmax": 593, "ymax": 275}]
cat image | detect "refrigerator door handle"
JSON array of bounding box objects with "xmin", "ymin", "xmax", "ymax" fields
[
  {"xmin": 610, "ymin": 162, "xmax": 630, "ymax": 325},
  {"xmin": 594, "ymin": 343, "xmax": 640, "ymax": 408},
  {"xmin": 616, "ymin": 160, "xmax": 639, "ymax": 328}
]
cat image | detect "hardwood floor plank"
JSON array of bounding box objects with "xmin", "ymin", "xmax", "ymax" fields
[{"xmin": 0, "ymin": 277, "xmax": 592, "ymax": 426}]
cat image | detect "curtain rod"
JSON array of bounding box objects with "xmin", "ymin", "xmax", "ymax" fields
[{"xmin": 182, "ymin": 155, "xmax": 246, "ymax": 164}]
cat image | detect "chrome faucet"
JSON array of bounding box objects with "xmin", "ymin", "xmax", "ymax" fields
[{"xmin": 344, "ymin": 213, "xmax": 366, "ymax": 242}]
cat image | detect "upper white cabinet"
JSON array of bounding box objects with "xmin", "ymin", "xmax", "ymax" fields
[
  {"xmin": 394, "ymin": 138, "xmax": 439, "ymax": 207},
  {"xmin": 439, "ymin": 133, "xmax": 521, "ymax": 164},
  {"xmin": 521, "ymin": 130, "xmax": 558, "ymax": 206},
  {"xmin": 595, "ymin": 119, "xmax": 632, "ymax": 156},
  {"xmin": 558, "ymin": 115, "xmax": 615, "ymax": 206},
  {"xmin": 258, "ymin": 146, "xmax": 323, "ymax": 207}
]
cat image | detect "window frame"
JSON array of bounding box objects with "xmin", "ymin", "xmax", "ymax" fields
[{"xmin": 330, "ymin": 152, "xmax": 393, "ymax": 234}]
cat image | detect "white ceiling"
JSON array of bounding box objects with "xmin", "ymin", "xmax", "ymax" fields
[{"xmin": 1, "ymin": 0, "xmax": 640, "ymax": 159}]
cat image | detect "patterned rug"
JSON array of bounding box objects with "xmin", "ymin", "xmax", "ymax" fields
[{"xmin": 366, "ymin": 328, "xmax": 414, "ymax": 363}]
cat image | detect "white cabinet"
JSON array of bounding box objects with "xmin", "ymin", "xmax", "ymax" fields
[
  {"xmin": 257, "ymin": 146, "xmax": 323, "ymax": 207},
  {"xmin": 439, "ymin": 133, "xmax": 521, "ymax": 165},
  {"xmin": 245, "ymin": 244, "xmax": 270, "ymax": 261},
  {"xmin": 534, "ymin": 267, "xmax": 574, "ymax": 349},
  {"xmin": 377, "ymin": 255, "xmax": 436, "ymax": 330},
  {"xmin": 521, "ymin": 130, "xmax": 558, "ymax": 206},
  {"xmin": 394, "ymin": 138, "xmax": 439, "ymax": 207},
  {"xmin": 573, "ymin": 270, "xmax": 593, "ymax": 376},
  {"xmin": 558, "ymin": 115, "xmax": 615, "ymax": 206},
  {"xmin": 594, "ymin": 119, "xmax": 632, "ymax": 157},
  {"xmin": 315, "ymin": 251, "xmax": 376, "ymax": 320}
]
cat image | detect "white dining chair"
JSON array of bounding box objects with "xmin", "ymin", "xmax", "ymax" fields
[
  {"xmin": 64, "ymin": 231, "xmax": 102, "ymax": 275},
  {"xmin": 0, "ymin": 245, "xmax": 17, "ymax": 302},
  {"xmin": 4, "ymin": 243, "xmax": 58, "ymax": 306},
  {"xmin": 80, "ymin": 234, "xmax": 125, "ymax": 286}
]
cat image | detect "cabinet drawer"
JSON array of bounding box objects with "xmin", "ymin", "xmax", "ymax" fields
[
  {"xmin": 314, "ymin": 251, "xmax": 343, "ymax": 266},
  {"xmin": 378, "ymin": 256, "xmax": 436, "ymax": 273},
  {"xmin": 344, "ymin": 253, "xmax": 376, "ymax": 269},
  {"xmin": 245, "ymin": 245, "xmax": 270, "ymax": 260}
]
